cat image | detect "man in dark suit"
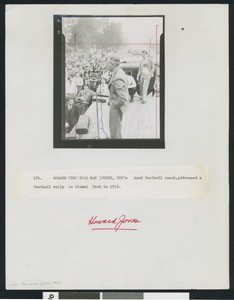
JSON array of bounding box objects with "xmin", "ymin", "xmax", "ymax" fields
[
  {"xmin": 107, "ymin": 54, "xmax": 129, "ymax": 139},
  {"xmin": 65, "ymin": 98, "xmax": 79, "ymax": 133}
]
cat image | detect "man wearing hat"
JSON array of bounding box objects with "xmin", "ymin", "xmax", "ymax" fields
[
  {"xmin": 107, "ymin": 54, "xmax": 129, "ymax": 139},
  {"xmin": 137, "ymin": 50, "xmax": 154, "ymax": 103}
]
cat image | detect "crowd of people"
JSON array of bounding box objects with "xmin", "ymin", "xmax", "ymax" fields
[
  {"xmin": 65, "ymin": 48, "xmax": 139, "ymax": 134},
  {"xmin": 64, "ymin": 48, "xmax": 158, "ymax": 137},
  {"xmin": 65, "ymin": 48, "xmax": 111, "ymax": 90},
  {"xmin": 65, "ymin": 49, "xmax": 112, "ymax": 133}
]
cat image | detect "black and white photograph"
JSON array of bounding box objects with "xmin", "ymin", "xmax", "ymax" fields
[
  {"xmin": 54, "ymin": 15, "xmax": 164, "ymax": 147},
  {"xmin": 6, "ymin": 4, "xmax": 230, "ymax": 294}
]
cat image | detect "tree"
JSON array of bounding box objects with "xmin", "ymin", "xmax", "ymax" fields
[{"xmin": 62, "ymin": 17, "xmax": 123, "ymax": 51}]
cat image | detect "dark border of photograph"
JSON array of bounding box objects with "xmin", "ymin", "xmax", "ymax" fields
[{"xmin": 53, "ymin": 14, "xmax": 165, "ymax": 148}]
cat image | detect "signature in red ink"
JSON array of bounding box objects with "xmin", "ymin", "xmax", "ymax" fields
[{"xmin": 88, "ymin": 215, "xmax": 141, "ymax": 232}]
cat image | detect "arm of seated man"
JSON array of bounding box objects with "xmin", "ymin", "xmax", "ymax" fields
[{"xmin": 76, "ymin": 91, "xmax": 83, "ymax": 102}]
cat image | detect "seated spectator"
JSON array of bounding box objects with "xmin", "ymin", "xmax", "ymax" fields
[
  {"xmin": 73, "ymin": 72, "xmax": 84, "ymax": 96},
  {"xmin": 89, "ymin": 68, "xmax": 99, "ymax": 91},
  {"xmin": 126, "ymin": 71, "xmax": 137, "ymax": 102},
  {"xmin": 84, "ymin": 73, "xmax": 91, "ymax": 87},
  {"xmin": 66, "ymin": 76, "xmax": 77, "ymax": 100},
  {"xmin": 78, "ymin": 65, "xmax": 85, "ymax": 77},
  {"xmin": 65, "ymin": 98, "xmax": 79, "ymax": 133},
  {"xmin": 76, "ymin": 84, "xmax": 95, "ymax": 115},
  {"xmin": 95, "ymin": 78, "xmax": 109, "ymax": 103}
]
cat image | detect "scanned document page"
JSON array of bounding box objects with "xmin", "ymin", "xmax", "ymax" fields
[{"xmin": 6, "ymin": 4, "xmax": 229, "ymax": 289}]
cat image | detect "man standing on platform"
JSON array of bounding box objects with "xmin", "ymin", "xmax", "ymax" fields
[
  {"xmin": 137, "ymin": 50, "xmax": 154, "ymax": 104},
  {"xmin": 107, "ymin": 55, "xmax": 129, "ymax": 139}
]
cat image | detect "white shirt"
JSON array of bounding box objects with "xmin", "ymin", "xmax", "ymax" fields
[
  {"xmin": 73, "ymin": 76, "xmax": 84, "ymax": 87},
  {"xmin": 127, "ymin": 75, "xmax": 136, "ymax": 89},
  {"xmin": 66, "ymin": 80, "xmax": 77, "ymax": 95},
  {"xmin": 96, "ymin": 83, "xmax": 109, "ymax": 97}
]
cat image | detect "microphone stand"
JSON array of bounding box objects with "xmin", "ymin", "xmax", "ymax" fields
[
  {"xmin": 94, "ymin": 75, "xmax": 108, "ymax": 139},
  {"xmin": 94, "ymin": 78, "xmax": 101, "ymax": 139}
]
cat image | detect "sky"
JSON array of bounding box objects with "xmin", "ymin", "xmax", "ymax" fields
[
  {"xmin": 63, "ymin": 16, "xmax": 163, "ymax": 57},
  {"xmin": 107, "ymin": 17, "xmax": 163, "ymax": 45}
]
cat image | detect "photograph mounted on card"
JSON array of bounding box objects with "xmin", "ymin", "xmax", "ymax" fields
[
  {"xmin": 54, "ymin": 15, "xmax": 165, "ymax": 148},
  {"xmin": 6, "ymin": 4, "xmax": 229, "ymax": 291}
]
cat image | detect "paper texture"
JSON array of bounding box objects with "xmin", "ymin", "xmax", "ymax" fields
[
  {"xmin": 14, "ymin": 166, "xmax": 208, "ymax": 200},
  {"xmin": 6, "ymin": 4, "xmax": 229, "ymax": 290}
]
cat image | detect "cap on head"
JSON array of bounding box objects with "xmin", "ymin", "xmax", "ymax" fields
[
  {"xmin": 141, "ymin": 50, "xmax": 147, "ymax": 55},
  {"xmin": 108, "ymin": 54, "xmax": 121, "ymax": 67}
]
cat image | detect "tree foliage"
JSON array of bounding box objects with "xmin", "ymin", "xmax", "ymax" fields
[{"xmin": 63, "ymin": 17, "xmax": 123, "ymax": 50}]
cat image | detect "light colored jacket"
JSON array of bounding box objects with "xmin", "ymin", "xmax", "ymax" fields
[
  {"xmin": 109, "ymin": 67, "xmax": 129, "ymax": 113},
  {"xmin": 137, "ymin": 57, "xmax": 154, "ymax": 79}
]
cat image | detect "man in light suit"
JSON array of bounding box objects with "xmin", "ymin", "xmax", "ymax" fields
[
  {"xmin": 107, "ymin": 55, "xmax": 129, "ymax": 139},
  {"xmin": 137, "ymin": 50, "xmax": 154, "ymax": 103}
]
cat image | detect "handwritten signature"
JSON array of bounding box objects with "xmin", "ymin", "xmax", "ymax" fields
[{"xmin": 88, "ymin": 215, "xmax": 141, "ymax": 232}]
